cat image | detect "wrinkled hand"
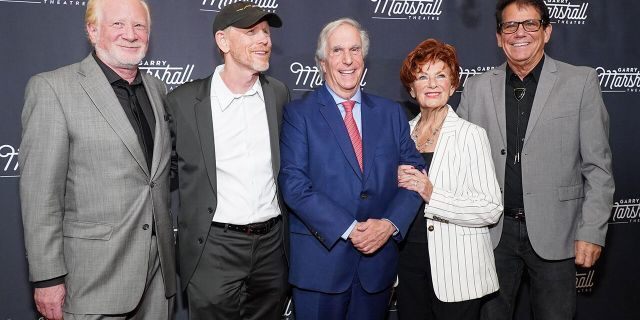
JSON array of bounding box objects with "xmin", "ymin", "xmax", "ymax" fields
[
  {"xmin": 575, "ymin": 240, "xmax": 602, "ymax": 268},
  {"xmin": 349, "ymin": 219, "xmax": 396, "ymax": 255},
  {"xmin": 34, "ymin": 283, "xmax": 65, "ymax": 320},
  {"xmin": 398, "ymin": 165, "xmax": 433, "ymax": 202}
]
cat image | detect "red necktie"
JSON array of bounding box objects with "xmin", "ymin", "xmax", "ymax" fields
[{"xmin": 341, "ymin": 100, "xmax": 363, "ymax": 171}]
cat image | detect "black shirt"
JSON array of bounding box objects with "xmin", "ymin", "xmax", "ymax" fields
[
  {"xmin": 405, "ymin": 152, "xmax": 434, "ymax": 243},
  {"xmin": 504, "ymin": 56, "xmax": 544, "ymax": 209},
  {"xmin": 93, "ymin": 52, "xmax": 156, "ymax": 171}
]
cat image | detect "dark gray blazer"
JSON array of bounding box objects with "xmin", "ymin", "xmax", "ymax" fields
[
  {"xmin": 457, "ymin": 55, "xmax": 614, "ymax": 260},
  {"xmin": 19, "ymin": 54, "xmax": 176, "ymax": 314},
  {"xmin": 166, "ymin": 73, "xmax": 290, "ymax": 290}
]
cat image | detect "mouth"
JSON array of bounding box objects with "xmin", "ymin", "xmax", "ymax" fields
[
  {"xmin": 425, "ymin": 92, "xmax": 441, "ymax": 97},
  {"xmin": 339, "ymin": 69, "xmax": 356, "ymax": 75},
  {"xmin": 510, "ymin": 41, "xmax": 530, "ymax": 47}
]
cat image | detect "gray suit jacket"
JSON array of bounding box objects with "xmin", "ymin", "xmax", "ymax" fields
[
  {"xmin": 19, "ymin": 54, "xmax": 176, "ymax": 314},
  {"xmin": 166, "ymin": 73, "xmax": 290, "ymax": 290},
  {"xmin": 457, "ymin": 55, "xmax": 614, "ymax": 260}
]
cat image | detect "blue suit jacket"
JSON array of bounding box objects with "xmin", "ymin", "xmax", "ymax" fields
[{"xmin": 279, "ymin": 85, "xmax": 424, "ymax": 294}]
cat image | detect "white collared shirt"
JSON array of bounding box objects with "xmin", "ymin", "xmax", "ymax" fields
[{"xmin": 209, "ymin": 64, "xmax": 281, "ymax": 224}]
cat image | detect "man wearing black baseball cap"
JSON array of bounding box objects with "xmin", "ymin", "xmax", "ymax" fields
[{"xmin": 166, "ymin": 2, "xmax": 289, "ymax": 319}]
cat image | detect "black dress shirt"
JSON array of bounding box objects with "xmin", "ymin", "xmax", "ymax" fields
[
  {"xmin": 406, "ymin": 152, "xmax": 434, "ymax": 243},
  {"xmin": 504, "ymin": 56, "xmax": 544, "ymax": 209},
  {"xmin": 93, "ymin": 52, "xmax": 156, "ymax": 171}
]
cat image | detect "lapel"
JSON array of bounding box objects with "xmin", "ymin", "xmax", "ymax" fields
[
  {"xmin": 260, "ymin": 75, "xmax": 280, "ymax": 176},
  {"xmin": 409, "ymin": 106, "xmax": 458, "ymax": 180},
  {"xmin": 77, "ymin": 54, "xmax": 149, "ymax": 176},
  {"xmin": 360, "ymin": 92, "xmax": 382, "ymax": 184},
  {"xmin": 141, "ymin": 74, "xmax": 167, "ymax": 179},
  {"xmin": 524, "ymin": 55, "xmax": 557, "ymax": 147},
  {"xmin": 490, "ymin": 64, "xmax": 508, "ymax": 148},
  {"xmin": 193, "ymin": 76, "xmax": 218, "ymax": 192},
  {"xmin": 317, "ymin": 86, "xmax": 362, "ymax": 180}
]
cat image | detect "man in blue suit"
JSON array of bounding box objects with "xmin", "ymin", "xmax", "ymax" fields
[{"xmin": 279, "ymin": 18, "xmax": 424, "ymax": 320}]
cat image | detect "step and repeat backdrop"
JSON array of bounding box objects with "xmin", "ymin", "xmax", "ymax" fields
[{"xmin": 1, "ymin": 0, "xmax": 638, "ymax": 319}]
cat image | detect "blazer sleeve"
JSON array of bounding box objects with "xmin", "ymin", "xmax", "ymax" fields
[
  {"xmin": 278, "ymin": 104, "xmax": 356, "ymax": 250},
  {"xmin": 19, "ymin": 75, "xmax": 69, "ymax": 282},
  {"xmin": 575, "ymin": 69, "xmax": 614, "ymax": 246},
  {"xmin": 381, "ymin": 104, "xmax": 425, "ymax": 238},
  {"xmin": 426, "ymin": 125, "xmax": 503, "ymax": 227}
]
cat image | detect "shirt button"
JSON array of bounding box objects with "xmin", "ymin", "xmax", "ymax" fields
[
  {"xmin": 360, "ymin": 193, "xmax": 368, "ymax": 199},
  {"xmin": 150, "ymin": 181, "xmax": 155, "ymax": 188},
  {"xmin": 501, "ymin": 149, "xmax": 506, "ymax": 155},
  {"xmin": 142, "ymin": 224, "xmax": 149, "ymax": 230},
  {"xmin": 197, "ymin": 237, "xmax": 204, "ymax": 244},
  {"xmin": 427, "ymin": 225, "xmax": 434, "ymax": 231}
]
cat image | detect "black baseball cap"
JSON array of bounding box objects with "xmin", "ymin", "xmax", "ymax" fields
[{"xmin": 212, "ymin": 2, "xmax": 282, "ymax": 33}]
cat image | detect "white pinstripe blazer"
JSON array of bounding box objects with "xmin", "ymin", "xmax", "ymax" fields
[{"xmin": 409, "ymin": 105, "xmax": 503, "ymax": 302}]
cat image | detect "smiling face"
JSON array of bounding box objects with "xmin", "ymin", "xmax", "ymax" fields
[
  {"xmin": 497, "ymin": 2, "xmax": 551, "ymax": 74},
  {"xmin": 87, "ymin": 0, "xmax": 149, "ymax": 71},
  {"xmin": 320, "ymin": 23, "xmax": 365, "ymax": 100},
  {"xmin": 217, "ymin": 20, "xmax": 272, "ymax": 75},
  {"xmin": 409, "ymin": 60, "xmax": 455, "ymax": 111}
]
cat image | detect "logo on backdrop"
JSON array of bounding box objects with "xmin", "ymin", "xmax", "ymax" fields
[
  {"xmin": 456, "ymin": 66, "xmax": 497, "ymax": 92},
  {"xmin": 576, "ymin": 269, "xmax": 595, "ymax": 293},
  {"xmin": 609, "ymin": 197, "xmax": 640, "ymax": 224},
  {"xmin": 289, "ymin": 62, "xmax": 368, "ymax": 92},
  {"xmin": 200, "ymin": 0, "xmax": 278, "ymax": 13},
  {"xmin": 0, "ymin": 0, "xmax": 86, "ymax": 7},
  {"xmin": 0, "ymin": 144, "xmax": 20, "ymax": 178},
  {"xmin": 370, "ymin": 0, "xmax": 443, "ymax": 21},
  {"xmin": 597, "ymin": 67, "xmax": 640, "ymax": 93},
  {"xmin": 545, "ymin": 0, "xmax": 589, "ymax": 25},
  {"xmin": 139, "ymin": 60, "xmax": 196, "ymax": 91}
]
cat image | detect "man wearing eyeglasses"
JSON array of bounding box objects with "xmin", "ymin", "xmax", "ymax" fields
[{"xmin": 457, "ymin": 0, "xmax": 614, "ymax": 319}]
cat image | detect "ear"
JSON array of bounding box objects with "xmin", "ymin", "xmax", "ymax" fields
[
  {"xmin": 496, "ymin": 31, "xmax": 503, "ymax": 48},
  {"xmin": 409, "ymin": 87, "xmax": 416, "ymax": 99},
  {"xmin": 87, "ymin": 23, "xmax": 98, "ymax": 45},
  {"xmin": 448, "ymin": 85, "xmax": 456, "ymax": 97},
  {"xmin": 215, "ymin": 30, "xmax": 230, "ymax": 54},
  {"xmin": 543, "ymin": 24, "xmax": 552, "ymax": 44},
  {"xmin": 320, "ymin": 60, "xmax": 327, "ymax": 74}
]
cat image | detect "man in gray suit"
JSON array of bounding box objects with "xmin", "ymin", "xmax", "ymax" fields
[
  {"xmin": 457, "ymin": 0, "xmax": 614, "ymax": 319},
  {"xmin": 19, "ymin": 0, "xmax": 175, "ymax": 319},
  {"xmin": 166, "ymin": 2, "xmax": 289, "ymax": 319}
]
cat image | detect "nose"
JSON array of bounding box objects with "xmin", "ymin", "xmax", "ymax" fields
[
  {"xmin": 122, "ymin": 24, "xmax": 137, "ymax": 41},
  {"xmin": 427, "ymin": 76, "xmax": 437, "ymax": 88},
  {"xmin": 514, "ymin": 23, "xmax": 527, "ymax": 36},
  {"xmin": 342, "ymin": 50, "xmax": 353, "ymax": 65}
]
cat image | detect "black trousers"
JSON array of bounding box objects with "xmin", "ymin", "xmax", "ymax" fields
[
  {"xmin": 187, "ymin": 220, "xmax": 287, "ymax": 320},
  {"xmin": 397, "ymin": 242, "xmax": 482, "ymax": 320}
]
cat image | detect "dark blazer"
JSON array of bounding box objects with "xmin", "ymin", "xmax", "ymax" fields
[
  {"xmin": 279, "ymin": 85, "xmax": 424, "ymax": 294},
  {"xmin": 166, "ymin": 73, "xmax": 290, "ymax": 290}
]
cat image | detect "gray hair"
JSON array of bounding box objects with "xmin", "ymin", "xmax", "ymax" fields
[{"xmin": 315, "ymin": 18, "xmax": 370, "ymax": 79}]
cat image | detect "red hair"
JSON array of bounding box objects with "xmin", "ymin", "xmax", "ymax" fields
[{"xmin": 399, "ymin": 38, "xmax": 460, "ymax": 93}]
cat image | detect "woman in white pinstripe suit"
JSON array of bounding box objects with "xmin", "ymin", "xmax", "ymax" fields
[{"xmin": 396, "ymin": 39, "xmax": 504, "ymax": 320}]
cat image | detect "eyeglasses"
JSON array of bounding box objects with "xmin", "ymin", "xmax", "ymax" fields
[{"xmin": 499, "ymin": 19, "xmax": 545, "ymax": 34}]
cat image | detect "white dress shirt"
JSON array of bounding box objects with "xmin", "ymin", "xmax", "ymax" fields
[{"xmin": 209, "ymin": 65, "xmax": 281, "ymax": 224}]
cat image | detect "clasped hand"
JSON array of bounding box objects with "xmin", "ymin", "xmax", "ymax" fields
[{"xmin": 349, "ymin": 219, "xmax": 395, "ymax": 255}]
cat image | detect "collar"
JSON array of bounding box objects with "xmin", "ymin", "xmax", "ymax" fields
[
  {"xmin": 92, "ymin": 51, "xmax": 142, "ymax": 86},
  {"xmin": 506, "ymin": 55, "xmax": 544, "ymax": 84},
  {"xmin": 211, "ymin": 64, "xmax": 264, "ymax": 111},
  {"xmin": 325, "ymin": 84, "xmax": 362, "ymax": 107}
]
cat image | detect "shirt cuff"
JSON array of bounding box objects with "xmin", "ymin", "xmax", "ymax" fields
[
  {"xmin": 32, "ymin": 275, "xmax": 65, "ymax": 288},
  {"xmin": 382, "ymin": 218, "xmax": 399, "ymax": 236},
  {"xmin": 341, "ymin": 220, "xmax": 358, "ymax": 240}
]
